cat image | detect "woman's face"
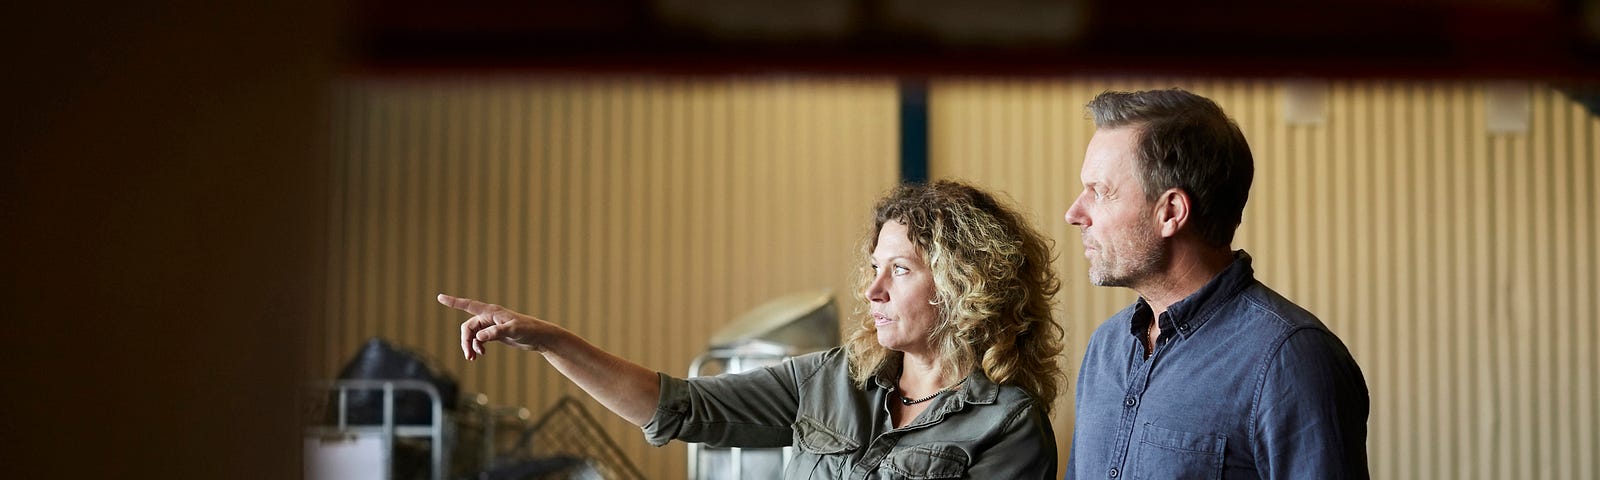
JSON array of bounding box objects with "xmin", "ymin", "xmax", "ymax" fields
[{"xmin": 864, "ymin": 220, "xmax": 940, "ymax": 356}]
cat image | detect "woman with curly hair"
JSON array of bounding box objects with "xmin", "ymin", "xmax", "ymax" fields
[{"xmin": 439, "ymin": 180, "xmax": 1066, "ymax": 479}]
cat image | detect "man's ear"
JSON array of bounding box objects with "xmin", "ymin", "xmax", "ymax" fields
[{"xmin": 1154, "ymin": 188, "xmax": 1191, "ymax": 238}]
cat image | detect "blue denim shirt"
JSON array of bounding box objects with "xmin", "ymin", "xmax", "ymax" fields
[{"xmin": 1065, "ymin": 252, "xmax": 1369, "ymax": 479}]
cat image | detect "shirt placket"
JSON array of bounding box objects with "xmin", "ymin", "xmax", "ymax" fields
[
  {"xmin": 850, "ymin": 387, "xmax": 899, "ymax": 479},
  {"xmin": 1107, "ymin": 322, "xmax": 1168, "ymax": 479},
  {"xmin": 852, "ymin": 389, "xmax": 948, "ymax": 479},
  {"xmin": 851, "ymin": 435, "xmax": 895, "ymax": 480}
]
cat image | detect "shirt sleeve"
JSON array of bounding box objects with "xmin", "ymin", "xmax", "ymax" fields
[
  {"xmin": 966, "ymin": 399, "xmax": 1059, "ymax": 480},
  {"xmin": 641, "ymin": 349, "xmax": 832, "ymax": 448},
  {"xmin": 1252, "ymin": 328, "xmax": 1370, "ymax": 479},
  {"xmin": 1062, "ymin": 352, "xmax": 1094, "ymax": 480}
]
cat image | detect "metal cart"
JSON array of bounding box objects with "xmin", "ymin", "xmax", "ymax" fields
[{"xmin": 305, "ymin": 379, "xmax": 448, "ymax": 480}]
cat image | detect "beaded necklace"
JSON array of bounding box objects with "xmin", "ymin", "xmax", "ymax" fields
[{"xmin": 897, "ymin": 378, "xmax": 965, "ymax": 406}]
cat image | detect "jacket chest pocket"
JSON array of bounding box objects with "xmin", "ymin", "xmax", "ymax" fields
[
  {"xmin": 1132, "ymin": 423, "xmax": 1226, "ymax": 480},
  {"xmin": 789, "ymin": 417, "xmax": 860, "ymax": 477}
]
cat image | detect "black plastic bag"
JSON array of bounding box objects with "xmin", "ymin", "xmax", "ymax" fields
[{"xmin": 330, "ymin": 337, "xmax": 459, "ymax": 425}]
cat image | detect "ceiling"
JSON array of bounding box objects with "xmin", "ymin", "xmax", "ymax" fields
[{"xmin": 347, "ymin": 0, "xmax": 1600, "ymax": 79}]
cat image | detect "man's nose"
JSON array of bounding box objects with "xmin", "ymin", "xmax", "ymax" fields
[{"xmin": 1065, "ymin": 197, "xmax": 1088, "ymax": 226}]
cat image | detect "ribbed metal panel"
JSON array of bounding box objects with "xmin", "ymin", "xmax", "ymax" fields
[
  {"xmin": 323, "ymin": 76, "xmax": 1597, "ymax": 479},
  {"xmin": 318, "ymin": 77, "xmax": 899, "ymax": 478},
  {"xmin": 929, "ymin": 78, "xmax": 1599, "ymax": 479}
]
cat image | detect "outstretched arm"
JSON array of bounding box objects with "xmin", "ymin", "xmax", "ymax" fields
[{"xmin": 438, "ymin": 293, "xmax": 660, "ymax": 426}]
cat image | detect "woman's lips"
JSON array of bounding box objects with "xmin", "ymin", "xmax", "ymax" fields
[{"xmin": 872, "ymin": 313, "xmax": 893, "ymax": 326}]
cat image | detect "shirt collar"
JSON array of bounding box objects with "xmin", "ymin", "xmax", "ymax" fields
[
  {"xmin": 871, "ymin": 363, "xmax": 1000, "ymax": 406},
  {"xmin": 952, "ymin": 369, "xmax": 1000, "ymax": 405},
  {"xmin": 1142, "ymin": 250, "xmax": 1258, "ymax": 339}
]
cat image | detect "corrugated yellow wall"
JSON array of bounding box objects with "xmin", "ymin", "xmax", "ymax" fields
[
  {"xmin": 930, "ymin": 78, "xmax": 1598, "ymax": 479},
  {"xmin": 315, "ymin": 76, "xmax": 900, "ymax": 478},
  {"xmin": 321, "ymin": 76, "xmax": 1598, "ymax": 479}
]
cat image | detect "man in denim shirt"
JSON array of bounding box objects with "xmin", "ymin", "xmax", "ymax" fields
[{"xmin": 1062, "ymin": 89, "xmax": 1369, "ymax": 479}]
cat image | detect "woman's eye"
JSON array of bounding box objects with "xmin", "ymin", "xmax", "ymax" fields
[{"xmin": 893, "ymin": 265, "xmax": 909, "ymax": 275}]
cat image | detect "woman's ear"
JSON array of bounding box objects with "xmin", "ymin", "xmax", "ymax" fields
[{"xmin": 1154, "ymin": 188, "xmax": 1191, "ymax": 238}]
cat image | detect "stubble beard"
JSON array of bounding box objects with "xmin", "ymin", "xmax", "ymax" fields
[{"xmin": 1086, "ymin": 227, "xmax": 1166, "ymax": 288}]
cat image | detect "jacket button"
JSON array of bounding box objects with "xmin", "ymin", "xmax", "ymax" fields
[
  {"xmin": 1109, "ymin": 467, "xmax": 1120, "ymax": 478},
  {"xmin": 1124, "ymin": 395, "xmax": 1137, "ymax": 407}
]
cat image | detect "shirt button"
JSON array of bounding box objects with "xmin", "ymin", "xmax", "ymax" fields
[
  {"xmin": 1109, "ymin": 467, "xmax": 1120, "ymax": 478},
  {"xmin": 1178, "ymin": 322, "xmax": 1189, "ymax": 331},
  {"xmin": 1124, "ymin": 395, "xmax": 1137, "ymax": 407}
]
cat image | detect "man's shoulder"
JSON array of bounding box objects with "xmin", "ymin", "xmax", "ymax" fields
[
  {"xmin": 1224, "ymin": 283, "xmax": 1361, "ymax": 369},
  {"xmin": 1229, "ymin": 281, "xmax": 1329, "ymax": 333}
]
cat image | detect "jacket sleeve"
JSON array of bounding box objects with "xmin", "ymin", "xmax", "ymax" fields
[
  {"xmin": 641, "ymin": 349, "xmax": 833, "ymax": 448},
  {"xmin": 967, "ymin": 399, "xmax": 1059, "ymax": 480},
  {"xmin": 1252, "ymin": 328, "xmax": 1370, "ymax": 479}
]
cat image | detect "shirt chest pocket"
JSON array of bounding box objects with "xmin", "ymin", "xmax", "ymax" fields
[
  {"xmin": 1132, "ymin": 423, "xmax": 1226, "ymax": 480},
  {"xmin": 883, "ymin": 443, "xmax": 970, "ymax": 479},
  {"xmin": 789, "ymin": 417, "xmax": 860, "ymax": 477}
]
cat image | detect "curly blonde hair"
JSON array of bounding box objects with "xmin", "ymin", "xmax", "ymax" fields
[{"xmin": 845, "ymin": 180, "xmax": 1066, "ymax": 412}]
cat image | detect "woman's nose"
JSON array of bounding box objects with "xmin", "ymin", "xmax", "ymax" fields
[{"xmin": 864, "ymin": 273, "xmax": 888, "ymax": 302}]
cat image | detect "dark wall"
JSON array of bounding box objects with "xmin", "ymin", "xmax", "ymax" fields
[{"xmin": 2, "ymin": 0, "xmax": 339, "ymax": 477}]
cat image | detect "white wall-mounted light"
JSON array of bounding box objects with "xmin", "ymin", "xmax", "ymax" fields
[
  {"xmin": 1282, "ymin": 79, "xmax": 1328, "ymax": 126},
  {"xmin": 1484, "ymin": 82, "xmax": 1530, "ymax": 134}
]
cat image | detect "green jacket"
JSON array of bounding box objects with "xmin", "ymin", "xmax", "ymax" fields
[{"xmin": 644, "ymin": 347, "xmax": 1057, "ymax": 479}]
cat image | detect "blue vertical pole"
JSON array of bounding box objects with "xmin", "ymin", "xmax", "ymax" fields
[{"xmin": 900, "ymin": 79, "xmax": 929, "ymax": 184}]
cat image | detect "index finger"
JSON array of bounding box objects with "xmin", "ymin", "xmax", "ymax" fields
[{"xmin": 437, "ymin": 293, "xmax": 491, "ymax": 315}]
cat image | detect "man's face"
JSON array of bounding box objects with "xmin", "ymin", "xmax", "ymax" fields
[{"xmin": 1064, "ymin": 127, "xmax": 1166, "ymax": 288}]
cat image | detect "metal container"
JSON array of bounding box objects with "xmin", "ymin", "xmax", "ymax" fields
[{"xmin": 687, "ymin": 290, "xmax": 840, "ymax": 480}]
